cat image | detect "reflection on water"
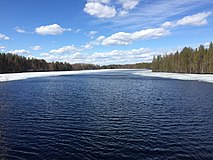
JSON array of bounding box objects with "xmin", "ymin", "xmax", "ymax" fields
[{"xmin": 0, "ymin": 70, "xmax": 213, "ymax": 160}]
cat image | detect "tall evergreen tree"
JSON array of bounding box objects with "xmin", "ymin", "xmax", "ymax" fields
[{"xmin": 152, "ymin": 42, "xmax": 213, "ymax": 74}]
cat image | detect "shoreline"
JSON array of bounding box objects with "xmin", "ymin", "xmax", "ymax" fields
[
  {"xmin": 0, "ymin": 69, "xmax": 132, "ymax": 82},
  {"xmin": 0, "ymin": 69, "xmax": 213, "ymax": 84},
  {"xmin": 133, "ymin": 70, "xmax": 213, "ymax": 83}
]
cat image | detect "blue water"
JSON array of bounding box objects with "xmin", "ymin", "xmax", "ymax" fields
[{"xmin": 0, "ymin": 70, "xmax": 213, "ymax": 160}]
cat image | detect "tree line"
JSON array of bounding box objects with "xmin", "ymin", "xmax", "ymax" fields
[
  {"xmin": 0, "ymin": 53, "xmax": 99, "ymax": 73},
  {"xmin": 101, "ymin": 63, "xmax": 151, "ymax": 69},
  {"xmin": 1, "ymin": 42, "xmax": 212, "ymax": 74},
  {"xmin": 152, "ymin": 42, "xmax": 213, "ymax": 74},
  {"xmin": 0, "ymin": 53, "xmax": 151, "ymax": 74}
]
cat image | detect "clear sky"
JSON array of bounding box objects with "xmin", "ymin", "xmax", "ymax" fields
[{"xmin": 0, "ymin": 0, "xmax": 213, "ymax": 65}]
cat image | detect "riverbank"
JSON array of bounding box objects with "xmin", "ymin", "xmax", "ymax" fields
[
  {"xmin": 1, "ymin": 69, "xmax": 213, "ymax": 83},
  {"xmin": 134, "ymin": 70, "xmax": 213, "ymax": 83},
  {"xmin": 0, "ymin": 69, "xmax": 130, "ymax": 82}
]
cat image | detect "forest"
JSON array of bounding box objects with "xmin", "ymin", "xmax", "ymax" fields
[
  {"xmin": 0, "ymin": 53, "xmax": 150, "ymax": 73},
  {"xmin": 1, "ymin": 42, "xmax": 213, "ymax": 74},
  {"xmin": 0, "ymin": 53, "xmax": 99, "ymax": 73},
  {"xmin": 152, "ymin": 42, "xmax": 213, "ymax": 74},
  {"xmin": 101, "ymin": 63, "xmax": 151, "ymax": 69}
]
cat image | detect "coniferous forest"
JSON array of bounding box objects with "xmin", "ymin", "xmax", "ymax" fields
[
  {"xmin": 0, "ymin": 53, "xmax": 151, "ymax": 73},
  {"xmin": 0, "ymin": 42, "xmax": 213, "ymax": 74},
  {"xmin": 0, "ymin": 53, "xmax": 99, "ymax": 73},
  {"xmin": 152, "ymin": 42, "xmax": 213, "ymax": 74}
]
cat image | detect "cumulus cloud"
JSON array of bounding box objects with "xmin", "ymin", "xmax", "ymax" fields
[
  {"xmin": 91, "ymin": 48, "xmax": 150, "ymax": 59},
  {"xmin": 117, "ymin": 0, "xmax": 139, "ymax": 10},
  {"xmin": 118, "ymin": 10, "xmax": 129, "ymax": 16},
  {"xmin": 88, "ymin": 47, "xmax": 154, "ymax": 64},
  {"xmin": 101, "ymin": 28, "xmax": 170, "ymax": 46},
  {"xmin": 35, "ymin": 24, "xmax": 72, "ymax": 35},
  {"xmin": 40, "ymin": 52, "xmax": 49, "ymax": 57},
  {"xmin": 40, "ymin": 47, "xmax": 155, "ymax": 65},
  {"xmin": 82, "ymin": 43, "xmax": 94, "ymax": 50},
  {"xmin": 162, "ymin": 12, "xmax": 211, "ymax": 28},
  {"xmin": 0, "ymin": 45, "xmax": 5, "ymax": 49},
  {"xmin": 95, "ymin": 36, "xmax": 106, "ymax": 44},
  {"xmin": 15, "ymin": 27, "xmax": 27, "ymax": 33},
  {"xmin": 177, "ymin": 12, "xmax": 211, "ymax": 26},
  {"xmin": 31, "ymin": 45, "xmax": 42, "ymax": 51},
  {"xmin": 41, "ymin": 41, "xmax": 95, "ymax": 61},
  {"xmin": 84, "ymin": 2, "xmax": 116, "ymax": 18},
  {"xmin": 9, "ymin": 49, "xmax": 31, "ymax": 55},
  {"xmin": 0, "ymin": 33, "xmax": 10, "ymax": 40},
  {"xmin": 74, "ymin": 29, "xmax": 81, "ymax": 33},
  {"xmin": 84, "ymin": 35, "xmax": 106, "ymax": 48},
  {"xmin": 84, "ymin": 0, "xmax": 140, "ymax": 18},
  {"xmin": 161, "ymin": 21, "xmax": 174, "ymax": 28},
  {"xmin": 87, "ymin": 30, "xmax": 98, "ymax": 39},
  {"xmin": 40, "ymin": 52, "xmax": 85, "ymax": 64},
  {"xmin": 49, "ymin": 45, "xmax": 80, "ymax": 54},
  {"xmin": 87, "ymin": 0, "xmax": 110, "ymax": 4}
]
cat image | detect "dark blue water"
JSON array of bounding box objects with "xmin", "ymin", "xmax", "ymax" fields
[{"xmin": 0, "ymin": 70, "xmax": 213, "ymax": 160}]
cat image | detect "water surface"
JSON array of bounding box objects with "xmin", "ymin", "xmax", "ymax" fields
[{"xmin": 0, "ymin": 70, "xmax": 213, "ymax": 160}]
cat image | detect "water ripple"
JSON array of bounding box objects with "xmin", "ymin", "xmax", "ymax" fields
[{"xmin": 0, "ymin": 71, "xmax": 213, "ymax": 160}]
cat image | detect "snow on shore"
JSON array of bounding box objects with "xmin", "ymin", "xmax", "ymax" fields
[
  {"xmin": 0, "ymin": 69, "xmax": 126, "ymax": 82},
  {"xmin": 0, "ymin": 69, "xmax": 213, "ymax": 83},
  {"xmin": 133, "ymin": 70, "xmax": 213, "ymax": 83}
]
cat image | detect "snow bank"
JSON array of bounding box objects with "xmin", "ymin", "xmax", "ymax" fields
[
  {"xmin": 1, "ymin": 69, "xmax": 212, "ymax": 83},
  {"xmin": 0, "ymin": 69, "xmax": 128, "ymax": 82},
  {"xmin": 133, "ymin": 70, "xmax": 213, "ymax": 83}
]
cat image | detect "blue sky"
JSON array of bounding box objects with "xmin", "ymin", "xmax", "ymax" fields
[{"xmin": 0, "ymin": 0, "xmax": 213, "ymax": 65}]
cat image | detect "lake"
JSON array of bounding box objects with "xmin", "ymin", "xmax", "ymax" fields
[{"xmin": 0, "ymin": 70, "xmax": 212, "ymax": 160}]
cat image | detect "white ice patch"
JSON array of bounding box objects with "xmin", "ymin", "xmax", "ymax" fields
[
  {"xmin": 0, "ymin": 69, "xmax": 129, "ymax": 82},
  {"xmin": 1, "ymin": 69, "xmax": 213, "ymax": 83},
  {"xmin": 133, "ymin": 70, "xmax": 213, "ymax": 83}
]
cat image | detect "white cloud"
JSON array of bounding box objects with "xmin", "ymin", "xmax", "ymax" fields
[
  {"xmin": 162, "ymin": 12, "xmax": 211, "ymax": 28},
  {"xmin": 95, "ymin": 0, "xmax": 213, "ymax": 30},
  {"xmin": 74, "ymin": 29, "xmax": 81, "ymax": 33},
  {"xmin": 84, "ymin": 0, "xmax": 139, "ymax": 18},
  {"xmin": 49, "ymin": 45, "xmax": 80, "ymax": 54},
  {"xmin": 88, "ymin": 47, "xmax": 154, "ymax": 64},
  {"xmin": 85, "ymin": 36, "xmax": 106, "ymax": 48},
  {"xmin": 35, "ymin": 24, "xmax": 72, "ymax": 35},
  {"xmin": 31, "ymin": 45, "xmax": 42, "ymax": 51},
  {"xmin": 40, "ymin": 47, "xmax": 155, "ymax": 65},
  {"xmin": 41, "ymin": 41, "xmax": 95, "ymax": 61},
  {"xmin": 9, "ymin": 49, "xmax": 31, "ymax": 55},
  {"xmin": 82, "ymin": 44, "xmax": 94, "ymax": 50},
  {"xmin": 87, "ymin": 0, "xmax": 110, "ymax": 4},
  {"xmin": 89, "ymin": 30, "xmax": 98, "ymax": 35},
  {"xmin": 101, "ymin": 28, "xmax": 170, "ymax": 46},
  {"xmin": 177, "ymin": 12, "xmax": 211, "ymax": 26},
  {"xmin": 77, "ymin": 36, "xmax": 105, "ymax": 51},
  {"xmin": 40, "ymin": 52, "xmax": 85, "ymax": 64},
  {"xmin": 87, "ymin": 30, "xmax": 98, "ymax": 38},
  {"xmin": 117, "ymin": 0, "xmax": 139, "ymax": 10},
  {"xmin": 102, "ymin": 32, "xmax": 132, "ymax": 45},
  {"xmin": 0, "ymin": 33, "xmax": 10, "ymax": 40},
  {"xmin": 84, "ymin": 2, "xmax": 117, "ymax": 18},
  {"xmin": 118, "ymin": 10, "xmax": 129, "ymax": 16},
  {"xmin": 40, "ymin": 53, "xmax": 49, "ymax": 57},
  {"xmin": 15, "ymin": 27, "xmax": 27, "ymax": 33},
  {"xmin": 95, "ymin": 36, "xmax": 106, "ymax": 44},
  {"xmin": 0, "ymin": 45, "xmax": 5, "ymax": 49},
  {"xmin": 161, "ymin": 21, "xmax": 174, "ymax": 28}
]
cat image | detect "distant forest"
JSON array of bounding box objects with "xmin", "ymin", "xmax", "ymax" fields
[
  {"xmin": 152, "ymin": 42, "xmax": 213, "ymax": 74},
  {"xmin": 0, "ymin": 53, "xmax": 151, "ymax": 74},
  {"xmin": 1, "ymin": 42, "xmax": 213, "ymax": 74}
]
